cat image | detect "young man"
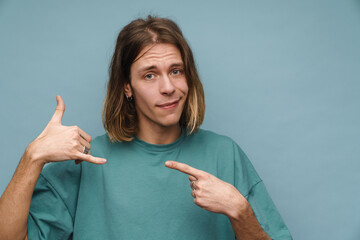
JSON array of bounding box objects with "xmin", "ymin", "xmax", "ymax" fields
[{"xmin": 0, "ymin": 16, "xmax": 292, "ymax": 239}]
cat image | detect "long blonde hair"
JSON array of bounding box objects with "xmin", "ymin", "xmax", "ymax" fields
[{"xmin": 102, "ymin": 16, "xmax": 205, "ymax": 142}]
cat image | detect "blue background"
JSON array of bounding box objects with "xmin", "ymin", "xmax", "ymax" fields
[{"xmin": 1, "ymin": 0, "xmax": 359, "ymax": 239}]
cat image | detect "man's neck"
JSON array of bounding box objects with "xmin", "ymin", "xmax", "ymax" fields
[{"xmin": 136, "ymin": 124, "xmax": 182, "ymax": 145}]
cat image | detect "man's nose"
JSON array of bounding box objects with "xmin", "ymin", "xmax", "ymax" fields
[{"xmin": 159, "ymin": 74, "xmax": 176, "ymax": 95}]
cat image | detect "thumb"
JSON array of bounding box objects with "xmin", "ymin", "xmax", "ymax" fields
[{"xmin": 49, "ymin": 95, "xmax": 65, "ymax": 124}]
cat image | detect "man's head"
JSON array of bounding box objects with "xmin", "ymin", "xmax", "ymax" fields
[{"xmin": 103, "ymin": 16, "xmax": 205, "ymax": 142}]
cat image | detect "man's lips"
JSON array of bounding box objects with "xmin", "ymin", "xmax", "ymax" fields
[{"xmin": 156, "ymin": 99, "xmax": 180, "ymax": 108}]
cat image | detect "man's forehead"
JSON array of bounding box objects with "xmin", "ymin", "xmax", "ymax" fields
[{"xmin": 133, "ymin": 43, "xmax": 183, "ymax": 70}]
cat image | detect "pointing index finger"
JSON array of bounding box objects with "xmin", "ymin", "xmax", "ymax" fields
[{"xmin": 165, "ymin": 161, "xmax": 203, "ymax": 179}]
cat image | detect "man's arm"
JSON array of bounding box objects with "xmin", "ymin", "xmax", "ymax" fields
[
  {"xmin": 0, "ymin": 149, "xmax": 44, "ymax": 240},
  {"xmin": 228, "ymin": 198, "xmax": 271, "ymax": 240},
  {"xmin": 0, "ymin": 96, "xmax": 106, "ymax": 240}
]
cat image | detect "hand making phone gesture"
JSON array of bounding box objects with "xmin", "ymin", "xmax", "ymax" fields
[
  {"xmin": 27, "ymin": 95, "xmax": 107, "ymax": 165},
  {"xmin": 0, "ymin": 95, "xmax": 106, "ymax": 240}
]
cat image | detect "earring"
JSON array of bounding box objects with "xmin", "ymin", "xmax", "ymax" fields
[{"xmin": 125, "ymin": 94, "xmax": 134, "ymax": 102}]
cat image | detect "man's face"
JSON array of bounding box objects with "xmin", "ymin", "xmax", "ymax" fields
[{"xmin": 127, "ymin": 43, "xmax": 189, "ymax": 131}]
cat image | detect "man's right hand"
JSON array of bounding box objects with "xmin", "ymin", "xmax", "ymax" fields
[
  {"xmin": 26, "ymin": 95, "xmax": 107, "ymax": 165},
  {"xmin": 0, "ymin": 95, "xmax": 106, "ymax": 240}
]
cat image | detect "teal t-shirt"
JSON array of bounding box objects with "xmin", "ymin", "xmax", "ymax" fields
[{"xmin": 27, "ymin": 129, "xmax": 292, "ymax": 239}]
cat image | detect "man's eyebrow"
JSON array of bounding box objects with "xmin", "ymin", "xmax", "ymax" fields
[
  {"xmin": 169, "ymin": 62, "xmax": 184, "ymax": 68},
  {"xmin": 137, "ymin": 62, "xmax": 184, "ymax": 73},
  {"xmin": 138, "ymin": 65, "xmax": 157, "ymax": 73}
]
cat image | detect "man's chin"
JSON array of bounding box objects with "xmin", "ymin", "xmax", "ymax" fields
[
  {"xmin": 157, "ymin": 117, "xmax": 182, "ymax": 129},
  {"xmin": 159, "ymin": 121, "xmax": 181, "ymax": 129},
  {"xmin": 156, "ymin": 111, "xmax": 183, "ymax": 125}
]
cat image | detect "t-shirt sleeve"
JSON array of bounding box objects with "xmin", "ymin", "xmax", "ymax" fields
[
  {"xmin": 232, "ymin": 142, "xmax": 292, "ymax": 240},
  {"xmin": 246, "ymin": 181, "xmax": 292, "ymax": 240},
  {"xmin": 27, "ymin": 162, "xmax": 81, "ymax": 240}
]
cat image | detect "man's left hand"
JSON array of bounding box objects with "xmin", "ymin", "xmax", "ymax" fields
[{"xmin": 165, "ymin": 160, "xmax": 248, "ymax": 219}]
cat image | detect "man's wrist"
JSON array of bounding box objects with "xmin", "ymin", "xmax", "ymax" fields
[
  {"xmin": 227, "ymin": 196, "xmax": 271, "ymax": 240},
  {"xmin": 226, "ymin": 192, "xmax": 251, "ymax": 222},
  {"xmin": 23, "ymin": 142, "xmax": 46, "ymax": 169}
]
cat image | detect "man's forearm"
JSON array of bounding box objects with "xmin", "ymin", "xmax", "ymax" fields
[
  {"xmin": 228, "ymin": 200, "xmax": 271, "ymax": 240},
  {"xmin": 0, "ymin": 146, "xmax": 44, "ymax": 240}
]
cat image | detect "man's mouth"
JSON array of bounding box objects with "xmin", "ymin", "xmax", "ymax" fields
[{"xmin": 156, "ymin": 99, "xmax": 180, "ymax": 109}]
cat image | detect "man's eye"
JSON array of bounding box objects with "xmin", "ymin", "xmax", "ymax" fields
[
  {"xmin": 145, "ymin": 74, "xmax": 154, "ymax": 79},
  {"xmin": 172, "ymin": 69, "xmax": 181, "ymax": 75}
]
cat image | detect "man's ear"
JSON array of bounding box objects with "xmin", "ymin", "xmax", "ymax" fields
[{"xmin": 124, "ymin": 83, "xmax": 132, "ymax": 97}]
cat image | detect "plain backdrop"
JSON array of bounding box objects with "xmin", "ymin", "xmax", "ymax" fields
[{"xmin": 1, "ymin": 0, "xmax": 359, "ymax": 239}]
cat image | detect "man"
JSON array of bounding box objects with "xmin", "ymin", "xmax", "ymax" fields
[{"xmin": 0, "ymin": 16, "xmax": 292, "ymax": 239}]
